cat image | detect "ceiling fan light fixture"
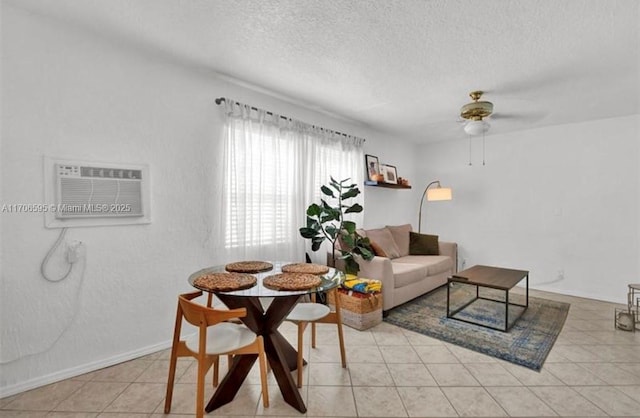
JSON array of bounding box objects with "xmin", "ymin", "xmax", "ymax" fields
[
  {"xmin": 464, "ymin": 119, "xmax": 490, "ymax": 136},
  {"xmin": 460, "ymin": 100, "xmax": 494, "ymax": 120},
  {"xmin": 460, "ymin": 90, "xmax": 494, "ymax": 122}
]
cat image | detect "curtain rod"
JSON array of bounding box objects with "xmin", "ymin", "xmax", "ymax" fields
[{"xmin": 215, "ymin": 97, "xmax": 364, "ymax": 141}]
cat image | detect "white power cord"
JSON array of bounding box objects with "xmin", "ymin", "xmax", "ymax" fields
[
  {"xmin": 41, "ymin": 227, "xmax": 74, "ymax": 282},
  {"xmin": 2, "ymin": 238, "xmax": 85, "ymax": 364}
]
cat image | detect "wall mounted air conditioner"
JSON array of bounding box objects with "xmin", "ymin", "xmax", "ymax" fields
[{"xmin": 44, "ymin": 157, "xmax": 151, "ymax": 228}]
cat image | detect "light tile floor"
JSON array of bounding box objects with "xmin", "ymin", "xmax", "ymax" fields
[{"xmin": 2, "ymin": 289, "xmax": 639, "ymax": 417}]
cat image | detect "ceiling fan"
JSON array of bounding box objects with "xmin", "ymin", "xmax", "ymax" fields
[{"xmin": 459, "ymin": 90, "xmax": 493, "ymax": 136}]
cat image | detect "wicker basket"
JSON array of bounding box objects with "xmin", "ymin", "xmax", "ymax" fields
[{"xmin": 328, "ymin": 288, "xmax": 383, "ymax": 330}]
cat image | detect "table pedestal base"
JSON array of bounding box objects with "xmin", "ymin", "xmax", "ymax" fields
[{"xmin": 206, "ymin": 294, "xmax": 306, "ymax": 413}]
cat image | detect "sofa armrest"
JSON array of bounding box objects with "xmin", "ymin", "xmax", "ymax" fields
[
  {"xmin": 439, "ymin": 241, "xmax": 458, "ymax": 273},
  {"xmin": 354, "ymin": 255, "xmax": 395, "ymax": 311},
  {"xmin": 329, "ymin": 251, "xmax": 396, "ymax": 311}
]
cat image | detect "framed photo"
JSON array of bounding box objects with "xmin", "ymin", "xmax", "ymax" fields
[
  {"xmin": 365, "ymin": 154, "xmax": 380, "ymax": 181},
  {"xmin": 381, "ymin": 164, "xmax": 398, "ymax": 184}
]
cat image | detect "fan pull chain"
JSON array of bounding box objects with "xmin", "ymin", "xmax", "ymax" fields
[{"xmin": 468, "ymin": 134, "xmax": 472, "ymax": 166}]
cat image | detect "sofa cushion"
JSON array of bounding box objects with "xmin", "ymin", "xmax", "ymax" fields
[
  {"xmin": 369, "ymin": 240, "xmax": 388, "ymax": 257},
  {"xmin": 409, "ymin": 232, "xmax": 439, "ymax": 255},
  {"xmin": 366, "ymin": 227, "xmax": 401, "ymax": 259},
  {"xmin": 386, "ymin": 224, "xmax": 412, "ymax": 257},
  {"xmin": 394, "ymin": 255, "xmax": 452, "ymax": 276},
  {"xmin": 391, "ymin": 262, "xmax": 429, "ymax": 288}
]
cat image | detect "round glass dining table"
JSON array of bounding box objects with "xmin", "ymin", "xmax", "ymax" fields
[{"xmin": 188, "ymin": 262, "xmax": 344, "ymax": 413}]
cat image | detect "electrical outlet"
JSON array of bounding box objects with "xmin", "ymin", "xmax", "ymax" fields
[{"xmin": 67, "ymin": 241, "xmax": 82, "ymax": 263}]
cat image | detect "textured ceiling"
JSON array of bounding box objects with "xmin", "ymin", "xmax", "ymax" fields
[{"xmin": 8, "ymin": 0, "xmax": 640, "ymax": 142}]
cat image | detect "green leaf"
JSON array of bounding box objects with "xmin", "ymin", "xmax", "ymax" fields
[
  {"xmin": 321, "ymin": 185, "xmax": 334, "ymax": 197},
  {"xmin": 358, "ymin": 247, "xmax": 374, "ymax": 260},
  {"xmin": 306, "ymin": 203, "xmax": 322, "ymax": 217},
  {"xmin": 320, "ymin": 205, "xmax": 336, "ymax": 219},
  {"xmin": 326, "ymin": 225, "xmax": 338, "ymax": 239},
  {"xmin": 345, "ymin": 203, "xmax": 363, "ymax": 214},
  {"xmin": 299, "ymin": 227, "xmax": 319, "ymax": 239},
  {"xmin": 342, "ymin": 234, "xmax": 355, "ymax": 249},
  {"xmin": 343, "ymin": 257, "xmax": 360, "ymax": 275},
  {"xmin": 324, "ymin": 212, "xmax": 337, "ymax": 222},
  {"xmin": 341, "ymin": 188, "xmax": 359, "ymax": 199},
  {"xmin": 311, "ymin": 240, "xmax": 323, "ymax": 251},
  {"xmin": 342, "ymin": 221, "xmax": 356, "ymax": 233}
]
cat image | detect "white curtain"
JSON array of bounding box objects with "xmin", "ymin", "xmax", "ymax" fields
[{"xmin": 221, "ymin": 100, "xmax": 365, "ymax": 263}]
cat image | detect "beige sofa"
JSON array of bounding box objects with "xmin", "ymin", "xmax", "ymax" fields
[{"xmin": 332, "ymin": 224, "xmax": 457, "ymax": 312}]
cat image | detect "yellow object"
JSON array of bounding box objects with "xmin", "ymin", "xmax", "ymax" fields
[{"xmin": 342, "ymin": 277, "xmax": 381, "ymax": 293}]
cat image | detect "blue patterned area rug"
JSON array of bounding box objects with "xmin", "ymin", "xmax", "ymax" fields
[{"xmin": 384, "ymin": 284, "xmax": 570, "ymax": 371}]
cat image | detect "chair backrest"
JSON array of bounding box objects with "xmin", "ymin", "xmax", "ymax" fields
[{"xmin": 178, "ymin": 291, "xmax": 247, "ymax": 328}]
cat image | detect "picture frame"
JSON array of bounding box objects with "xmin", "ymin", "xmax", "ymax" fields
[
  {"xmin": 381, "ymin": 164, "xmax": 398, "ymax": 184},
  {"xmin": 365, "ymin": 154, "xmax": 380, "ymax": 181}
]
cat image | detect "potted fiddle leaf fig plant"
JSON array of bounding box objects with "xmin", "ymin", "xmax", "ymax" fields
[{"xmin": 299, "ymin": 177, "xmax": 374, "ymax": 275}]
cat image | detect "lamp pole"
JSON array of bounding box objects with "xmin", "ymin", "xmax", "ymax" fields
[{"xmin": 418, "ymin": 180, "xmax": 441, "ymax": 233}]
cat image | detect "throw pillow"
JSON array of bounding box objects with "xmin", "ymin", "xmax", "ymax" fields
[
  {"xmin": 368, "ymin": 240, "xmax": 388, "ymax": 258},
  {"xmin": 365, "ymin": 227, "xmax": 401, "ymax": 259},
  {"xmin": 386, "ymin": 224, "xmax": 412, "ymax": 257},
  {"xmin": 409, "ymin": 232, "xmax": 439, "ymax": 255}
]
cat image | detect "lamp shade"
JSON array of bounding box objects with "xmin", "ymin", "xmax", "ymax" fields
[
  {"xmin": 426, "ymin": 187, "xmax": 452, "ymax": 201},
  {"xmin": 464, "ymin": 120, "xmax": 490, "ymax": 136}
]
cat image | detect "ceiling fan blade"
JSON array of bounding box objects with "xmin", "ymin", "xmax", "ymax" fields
[
  {"xmin": 489, "ymin": 113, "xmax": 518, "ymax": 120},
  {"xmin": 490, "ymin": 111, "xmax": 548, "ymax": 123}
]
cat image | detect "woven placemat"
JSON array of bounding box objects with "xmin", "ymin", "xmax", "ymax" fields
[
  {"xmin": 263, "ymin": 273, "xmax": 322, "ymax": 291},
  {"xmin": 193, "ymin": 272, "xmax": 257, "ymax": 292},
  {"xmin": 281, "ymin": 263, "xmax": 329, "ymax": 275},
  {"xmin": 225, "ymin": 261, "xmax": 273, "ymax": 273}
]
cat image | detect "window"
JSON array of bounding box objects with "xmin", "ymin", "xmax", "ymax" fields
[
  {"xmin": 224, "ymin": 127, "xmax": 295, "ymax": 249},
  {"xmin": 221, "ymin": 102, "xmax": 364, "ymax": 261}
]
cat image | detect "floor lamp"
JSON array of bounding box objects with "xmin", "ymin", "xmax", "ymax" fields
[{"xmin": 418, "ymin": 180, "xmax": 452, "ymax": 233}]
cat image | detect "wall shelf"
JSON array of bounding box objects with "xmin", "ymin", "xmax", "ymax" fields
[{"xmin": 364, "ymin": 180, "xmax": 412, "ymax": 189}]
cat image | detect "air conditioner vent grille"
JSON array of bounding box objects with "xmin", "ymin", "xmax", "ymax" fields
[{"xmin": 56, "ymin": 165, "xmax": 144, "ymax": 219}]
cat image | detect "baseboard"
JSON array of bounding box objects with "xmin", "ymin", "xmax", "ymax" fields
[
  {"xmin": 527, "ymin": 284, "xmax": 625, "ymax": 305},
  {"xmin": 0, "ymin": 340, "xmax": 172, "ymax": 399}
]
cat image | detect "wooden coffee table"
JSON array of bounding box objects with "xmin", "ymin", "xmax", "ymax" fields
[{"xmin": 446, "ymin": 265, "xmax": 529, "ymax": 332}]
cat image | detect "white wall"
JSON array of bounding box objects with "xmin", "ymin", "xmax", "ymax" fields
[
  {"xmin": 417, "ymin": 115, "xmax": 640, "ymax": 303},
  {"xmin": 0, "ymin": 3, "xmax": 221, "ymax": 395},
  {"xmin": 0, "ymin": 4, "xmax": 407, "ymax": 395},
  {"xmin": 362, "ymin": 138, "xmax": 419, "ymax": 229}
]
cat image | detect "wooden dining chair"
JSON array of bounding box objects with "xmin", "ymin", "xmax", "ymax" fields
[
  {"xmin": 164, "ymin": 291, "xmax": 269, "ymax": 418},
  {"xmin": 285, "ymin": 288, "xmax": 346, "ymax": 388}
]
